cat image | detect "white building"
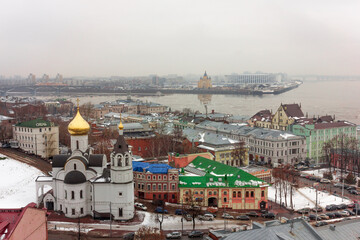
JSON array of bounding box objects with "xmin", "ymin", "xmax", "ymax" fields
[
  {"xmin": 13, "ymin": 119, "xmax": 59, "ymax": 158},
  {"xmin": 35, "ymin": 104, "xmax": 134, "ymax": 220}
]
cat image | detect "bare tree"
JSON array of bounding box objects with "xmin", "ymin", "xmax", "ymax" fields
[
  {"xmin": 135, "ymin": 226, "xmax": 165, "ymax": 240},
  {"xmin": 183, "ymin": 190, "xmax": 205, "ymax": 230},
  {"xmin": 231, "ymin": 141, "xmax": 247, "ymax": 167},
  {"xmin": 80, "ymin": 102, "xmax": 94, "ymax": 121}
]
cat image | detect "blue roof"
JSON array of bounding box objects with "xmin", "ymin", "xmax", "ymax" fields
[{"xmin": 133, "ymin": 162, "xmax": 175, "ymax": 174}]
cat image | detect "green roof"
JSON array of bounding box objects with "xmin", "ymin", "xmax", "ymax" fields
[
  {"xmin": 16, "ymin": 119, "xmax": 55, "ymax": 128},
  {"xmin": 179, "ymin": 156, "xmax": 266, "ymax": 188}
]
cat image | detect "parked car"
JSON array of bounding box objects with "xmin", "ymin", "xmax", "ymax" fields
[
  {"xmin": 166, "ymin": 232, "xmax": 181, "ymax": 239},
  {"xmin": 246, "ymin": 211, "xmax": 259, "ymax": 217},
  {"xmin": 297, "ymin": 208, "xmax": 311, "ymax": 214},
  {"xmin": 347, "ymin": 186, "xmax": 356, "ymax": 191},
  {"xmin": 184, "ymin": 214, "xmax": 193, "ymax": 221},
  {"xmin": 315, "ymin": 221, "xmax": 328, "ymax": 227},
  {"xmin": 188, "ymin": 231, "xmax": 204, "ymax": 238},
  {"xmin": 339, "ymin": 211, "xmax": 350, "ymax": 217},
  {"xmin": 155, "ymin": 207, "xmax": 168, "ymax": 214},
  {"xmin": 347, "ymin": 203, "xmax": 356, "ymax": 208},
  {"xmin": 320, "ymin": 179, "xmax": 331, "ymax": 184},
  {"xmin": 204, "ymin": 211, "xmax": 216, "ymax": 218},
  {"xmin": 222, "ymin": 213, "xmax": 234, "ymax": 219},
  {"xmin": 312, "ymin": 207, "xmax": 323, "ymax": 212},
  {"xmin": 349, "ymin": 190, "xmax": 359, "ymax": 195},
  {"xmin": 261, "ymin": 212, "xmax": 275, "ymax": 219},
  {"xmin": 319, "ymin": 214, "xmax": 330, "ymax": 220},
  {"xmin": 175, "ymin": 209, "xmax": 186, "ymax": 215},
  {"xmin": 325, "ymin": 213, "xmax": 335, "ymax": 219},
  {"xmin": 123, "ymin": 232, "xmax": 135, "ymax": 240},
  {"xmin": 334, "ymin": 182, "xmax": 344, "ymax": 188},
  {"xmin": 236, "ymin": 215, "xmax": 250, "ymax": 220},
  {"xmin": 333, "ymin": 212, "xmax": 342, "ymax": 218},
  {"xmin": 343, "ymin": 209, "xmax": 355, "ymax": 216},
  {"xmin": 325, "ymin": 205, "xmax": 337, "ymax": 211},
  {"xmin": 134, "ymin": 203, "xmax": 147, "ymax": 211},
  {"xmin": 336, "ymin": 204, "xmax": 347, "ymax": 210},
  {"xmin": 309, "ymin": 214, "xmax": 321, "ymax": 221},
  {"xmin": 198, "ymin": 214, "xmax": 214, "ymax": 221}
]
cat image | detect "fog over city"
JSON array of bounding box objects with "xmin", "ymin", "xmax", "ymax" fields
[{"xmin": 1, "ymin": 0, "xmax": 360, "ymax": 77}]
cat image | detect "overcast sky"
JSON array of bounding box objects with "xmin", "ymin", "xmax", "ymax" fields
[{"xmin": 1, "ymin": 0, "xmax": 360, "ymax": 77}]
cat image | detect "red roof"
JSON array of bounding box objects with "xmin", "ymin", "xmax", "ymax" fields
[
  {"xmin": 282, "ymin": 104, "xmax": 304, "ymax": 118},
  {"xmin": 314, "ymin": 121, "xmax": 355, "ymax": 129},
  {"xmin": 251, "ymin": 110, "xmax": 272, "ymax": 121}
]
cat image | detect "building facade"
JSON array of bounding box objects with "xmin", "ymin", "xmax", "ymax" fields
[
  {"xmin": 195, "ymin": 121, "xmax": 306, "ymax": 167},
  {"xmin": 179, "ymin": 157, "xmax": 268, "ymax": 210},
  {"xmin": 225, "ymin": 73, "xmax": 282, "ymax": 85},
  {"xmin": 271, "ymin": 103, "xmax": 304, "ymax": 130},
  {"xmin": 35, "ymin": 104, "xmax": 134, "ymax": 220},
  {"xmin": 13, "ymin": 119, "xmax": 59, "ymax": 158},
  {"xmin": 133, "ymin": 162, "xmax": 179, "ymax": 203},
  {"xmin": 289, "ymin": 121, "xmax": 357, "ymax": 164}
]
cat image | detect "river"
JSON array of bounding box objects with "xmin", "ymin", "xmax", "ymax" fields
[{"xmin": 37, "ymin": 80, "xmax": 360, "ymax": 125}]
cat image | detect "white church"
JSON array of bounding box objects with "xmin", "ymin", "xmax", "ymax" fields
[{"xmin": 36, "ymin": 102, "xmax": 134, "ymax": 220}]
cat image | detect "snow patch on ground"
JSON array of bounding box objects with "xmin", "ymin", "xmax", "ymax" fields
[{"xmin": 0, "ymin": 154, "xmax": 45, "ymax": 208}]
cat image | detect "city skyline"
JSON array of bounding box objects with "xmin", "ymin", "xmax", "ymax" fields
[{"xmin": 0, "ymin": 0, "xmax": 360, "ymax": 77}]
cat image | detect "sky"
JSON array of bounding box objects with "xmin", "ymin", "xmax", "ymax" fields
[{"xmin": 1, "ymin": 0, "xmax": 360, "ymax": 77}]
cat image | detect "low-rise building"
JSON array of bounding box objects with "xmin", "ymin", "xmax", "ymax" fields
[
  {"xmin": 179, "ymin": 156, "xmax": 268, "ymax": 210},
  {"xmin": 133, "ymin": 162, "xmax": 179, "ymax": 203},
  {"xmin": 13, "ymin": 119, "xmax": 59, "ymax": 158},
  {"xmin": 289, "ymin": 120, "xmax": 357, "ymax": 164},
  {"xmin": 168, "ymin": 152, "xmax": 214, "ymax": 168},
  {"xmin": 196, "ymin": 121, "xmax": 306, "ymax": 167}
]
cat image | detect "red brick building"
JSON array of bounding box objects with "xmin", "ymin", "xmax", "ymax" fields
[
  {"xmin": 168, "ymin": 152, "xmax": 214, "ymax": 168},
  {"xmin": 133, "ymin": 162, "xmax": 179, "ymax": 203}
]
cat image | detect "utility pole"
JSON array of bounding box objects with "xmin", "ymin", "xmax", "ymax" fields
[
  {"xmin": 315, "ymin": 186, "xmax": 318, "ymax": 223},
  {"xmin": 342, "ymin": 179, "xmax": 345, "ymax": 202},
  {"xmin": 110, "ymin": 202, "xmax": 112, "ymax": 238}
]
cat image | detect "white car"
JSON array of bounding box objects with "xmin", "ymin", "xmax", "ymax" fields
[
  {"xmin": 339, "ymin": 211, "xmax": 350, "ymax": 217},
  {"xmin": 166, "ymin": 232, "xmax": 181, "ymax": 239},
  {"xmin": 222, "ymin": 213, "xmax": 234, "ymax": 219},
  {"xmin": 134, "ymin": 202, "xmax": 147, "ymax": 211},
  {"xmin": 320, "ymin": 179, "xmax": 331, "ymax": 184}
]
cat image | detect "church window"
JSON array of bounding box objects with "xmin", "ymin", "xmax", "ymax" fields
[
  {"xmin": 246, "ymin": 191, "xmax": 249, "ymax": 198},
  {"xmin": 65, "ymin": 208, "xmax": 68, "ymax": 214},
  {"xmin": 119, "ymin": 208, "xmax": 123, "ymax": 217},
  {"xmin": 80, "ymin": 190, "xmax": 83, "ymax": 199},
  {"xmin": 237, "ymin": 191, "xmax": 241, "ymax": 198},
  {"xmin": 60, "ymin": 204, "xmax": 62, "ymax": 211},
  {"xmin": 76, "ymin": 140, "xmax": 79, "ymax": 149},
  {"xmin": 119, "ymin": 192, "xmax": 123, "ymax": 196},
  {"xmin": 233, "ymin": 191, "xmax": 236, "ymax": 198},
  {"xmin": 90, "ymin": 186, "xmax": 92, "ymax": 192},
  {"xmin": 81, "ymin": 208, "xmax": 84, "ymax": 214},
  {"xmin": 71, "ymin": 191, "xmax": 75, "ymax": 200},
  {"xmin": 65, "ymin": 190, "xmax": 67, "ymax": 199},
  {"xmin": 172, "ymin": 184, "xmax": 175, "ymax": 190},
  {"xmin": 74, "ymin": 164, "xmax": 77, "ymax": 170},
  {"xmin": 172, "ymin": 176, "xmax": 175, "ymax": 180},
  {"xmin": 209, "ymin": 191, "xmax": 212, "ymax": 195},
  {"xmin": 91, "ymin": 206, "xmax": 92, "ymax": 211},
  {"xmin": 72, "ymin": 209, "xmax": 75, "ymax": 215}
]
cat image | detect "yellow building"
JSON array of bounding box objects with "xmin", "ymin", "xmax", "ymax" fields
[
  {"xmin": 272, "ymin": 103, "xmax": 304, "ymax": 130},
  {"xmin": 198, "ymin": 71, "xmax": 212, "ymax": 89}
]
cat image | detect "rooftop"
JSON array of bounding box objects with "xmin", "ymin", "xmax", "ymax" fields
[{"xmin": 15, "ymin": 119, "xmax": 55, "ymax": 128}]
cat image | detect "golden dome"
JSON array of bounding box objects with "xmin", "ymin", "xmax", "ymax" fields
[{"xmin": 68, "ymin": 108, "xmax": 90, "ymax": 135}]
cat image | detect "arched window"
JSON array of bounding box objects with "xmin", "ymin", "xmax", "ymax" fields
[
  {"xmin": 65, "ymin": 190, "xmax": 67, "ymax": 199},
  {"xmin": 76, "ymin": 140, "xmax": 79, "ymax": 149},
  {"xmin": 80, "ymin": 190, "xmax": 83, "ymax": 199},
  {"xmin": 74, "ymin": 164, "xmax": 77, "ymax": 170},
  {"xmin": 233, "ymin": 191, "xmax": 236, "ymax": 198},
  {"xmin": 71, "ymin": 191, "xmax": 75, "ymax": 200},
  {"xmin": 125, "ymin": 154, "xmax": 130, "ymax": 166}
]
